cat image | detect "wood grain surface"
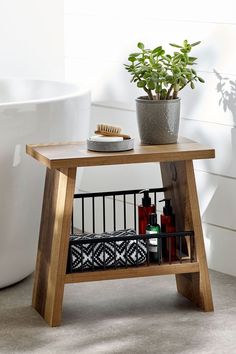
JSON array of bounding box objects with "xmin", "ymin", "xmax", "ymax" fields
[
  {"xmin": 26, "ymin": 137, "xmax": 215, "ymax": 169},
  {"xmin": 32, "ymin": 167, "xmax": 77, "ymax": 326},
  {"xmin": 160, "ymin": 160, "xmax": 214, "ymax": 311},
  {"xmin": 65, "ymin": 262, "xmax": 200, "ymax": 283}
]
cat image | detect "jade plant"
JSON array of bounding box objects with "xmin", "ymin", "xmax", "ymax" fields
[{"xmin": 124, "ymin": 40, "xmax": 204, "ymax": 100}]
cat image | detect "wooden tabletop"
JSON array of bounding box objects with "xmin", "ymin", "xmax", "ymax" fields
[{"xmin": 26, "ymin": 137, "xmax": 215, "ymax": 169}]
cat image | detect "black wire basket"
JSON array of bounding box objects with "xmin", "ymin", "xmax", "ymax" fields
[{"xmin": 67, "ymin": 188, "xmax": 195, "ymax": 273}]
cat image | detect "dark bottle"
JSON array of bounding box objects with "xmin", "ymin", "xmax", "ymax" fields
[
  {"xmin": 146, "ymin": 213, "xmax": 161, "ymax": 262},
  {"xmin": 166, "ymin": 214, "xmax": 177, "ymax": 262},
  {"xmin": 159, "ymin": 198, "xmax": 176, "ymax": 261},
  {"xmin": 138, "ymin": 189, "xmax": 155, "ymax": 234},
  {"xmin": 159, "ymin": 198, "xmax": 173, "ymax": 233}
]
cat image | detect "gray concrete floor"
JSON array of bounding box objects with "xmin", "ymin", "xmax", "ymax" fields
[{"xmin": 0, "ymin": 270, "xmax": 236, "ymax": 354}]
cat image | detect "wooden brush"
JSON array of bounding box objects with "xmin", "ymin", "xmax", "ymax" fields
[{"xmin": 95, "ymin": 123, "xmax": 131, "ymax": 140}]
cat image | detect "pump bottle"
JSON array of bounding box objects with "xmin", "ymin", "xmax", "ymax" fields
[
  {"xmin": 146, "ymin": 213, "xmax": 161, "ymax": 262},
  {"xmin": 138, "ymin": 189, "xmax": 155, "ymax": 234},
  {"xmin": 159, "ymin": 198, "xmax": 173, "ymax": 232}
]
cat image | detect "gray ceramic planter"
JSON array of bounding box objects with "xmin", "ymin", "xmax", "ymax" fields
[{"xmin": 136, "ymin": 97, "xmax": 180, "ymax": 144}]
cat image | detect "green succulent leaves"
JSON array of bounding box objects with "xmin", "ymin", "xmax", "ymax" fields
[
  {"xmin": 124, "ymin": 40, "xmax": 203, "ymax": 100},
  {"xmin": 137, "ymin": 42, "xmax": 145, "ymax": 50}
]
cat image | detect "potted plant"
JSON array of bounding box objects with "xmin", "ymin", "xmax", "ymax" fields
[{"xmin": 124, "ymin": 40, "xmax": 204, "ymax": 144}]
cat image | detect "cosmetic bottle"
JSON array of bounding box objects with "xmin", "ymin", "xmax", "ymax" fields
[
  {"xmin": 159, "ymin": 198, "xmax": 173, "ymax": 232},
  {"xmin": 159, "ymin": 198, "xmax": 175, "ymax": 260},
  {"xmin": 146, "ymin": 213, "xmax": 161, "ymax": 262},
  {"xmin": 138, "ymin": 189, "xmax": 155, "ymax": 234},
  {"xmin": 166, "ymin": 214, "xmax": 177, "ymax": 261}
]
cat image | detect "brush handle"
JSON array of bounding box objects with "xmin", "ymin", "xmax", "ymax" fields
[{"xmin": 95, "ymin": 130, "xmax": 131, "ymax": 140}]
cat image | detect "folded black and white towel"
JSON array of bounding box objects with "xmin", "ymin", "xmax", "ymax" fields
[{"xmin": 68, "ymin": 229, "xmax": 147, "ymax": 272}]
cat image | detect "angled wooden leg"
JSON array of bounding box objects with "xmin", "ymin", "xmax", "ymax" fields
[
  {"xmin": 32, "ymin": 167, "xmax": 76, "ymax": 326},
  {"xmin": 160, "ymin": 160, "xmax": 214, "ymax": 312}
]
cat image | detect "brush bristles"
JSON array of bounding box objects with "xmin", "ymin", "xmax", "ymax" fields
[{"xmin": 97, "ymin": 123, "xmax": 121, "ymax": 134}]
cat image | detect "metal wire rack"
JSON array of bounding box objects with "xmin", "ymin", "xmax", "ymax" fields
[{"xmin": 67, "ymin": 188, "xmax": 195, "ymax": 273}]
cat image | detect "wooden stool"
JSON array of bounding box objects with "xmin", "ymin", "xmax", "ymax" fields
[{"xmin": 26, "ymin": 137, "xmax": 215, "ymax": 327}]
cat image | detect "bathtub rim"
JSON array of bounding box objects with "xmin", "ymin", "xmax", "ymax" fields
[{"xmin": 0, "ymin": 77, "xmax": 90, "ymax": 107}]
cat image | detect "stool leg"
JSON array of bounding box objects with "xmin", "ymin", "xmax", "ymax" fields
[
  {"xmin": 160, "ymin": 160, "xmax": 214, "ymax": 311},
  {"xmin": 32, "ymin": 167, "xmax": 76, "ymax": 326}
]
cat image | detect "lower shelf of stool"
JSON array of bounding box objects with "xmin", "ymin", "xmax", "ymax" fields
[{"xmin": 65, "ymin": 261, "xmax": 199, "ymax": 283}]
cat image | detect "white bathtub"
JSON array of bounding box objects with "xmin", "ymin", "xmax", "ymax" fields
[{"xmin": 0, "ymin": 79, "xmax": 90, "ymax": 288}]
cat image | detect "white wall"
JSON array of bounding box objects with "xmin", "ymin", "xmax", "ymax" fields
[
  {"xmin": 0, "ymin": 0, "xmax": 64, "ymax": 80},
  {"xmin": 65, "ymin": 0, "xmax": 236, "ymax": 275}
]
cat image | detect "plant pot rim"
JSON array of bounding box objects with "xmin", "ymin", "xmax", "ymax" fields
[{"xmin": 136, "ymin": 96, "xmax": 181, "ymax": 104}]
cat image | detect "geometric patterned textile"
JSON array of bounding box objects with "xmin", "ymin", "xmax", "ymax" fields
[{"xmin": 69, "ymin": 229, "xmax": 147, "ymax": 272}]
